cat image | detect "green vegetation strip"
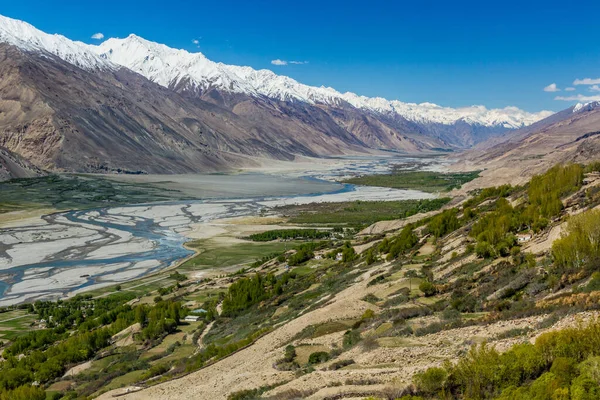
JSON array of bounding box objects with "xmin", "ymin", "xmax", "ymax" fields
[
  {"xmin": 278, "ymin": 198, "xmax": 450, "ymax": 226},
  {"xmin": 342, "ymin": 170, "xmax": 480, "ymax": 192},
  {"xmin": 247, "ymin": 229, "xmax": 331, "ymax": 242},
  {"xmin": 0, "ymin": 174, "xmax": 190, "ymax": 214}
]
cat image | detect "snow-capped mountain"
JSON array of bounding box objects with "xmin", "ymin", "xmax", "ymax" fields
[
  {"xmin": 0, "ymin": 14, "xmax": 551, "ymax": 130},
  {"xmin": 0, "ymin": 13, "xmax": 576, "ymax": 179},
  {"xmin": 93, "ymin": 34, "xmax": 553, "ymax": 129},
  {"xmin": 0, "ymin": 14, "xmax": 112, "ymax": 70},
  {"xmin": 573, "ymin": 101, "xmax": 600, "ymax": 113}
]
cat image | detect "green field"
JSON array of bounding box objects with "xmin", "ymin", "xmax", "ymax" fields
[
  {"xmin": 179, "ymin": 239, "xmax": 298, "ymax": 271},
  {"xmin": 278, "ymin": 198, "xmax": 450, "ymax": 226},
  {"xmin": 0, "ymin": 309, "xmax": 38, "ymax": 341},
  {"xmin": 342, "ymin": 170, "xmax": 480, "ymax": 192},
  {"xmin": 0, "ymin": 174, "xmax": 190, "ymax": 214}
]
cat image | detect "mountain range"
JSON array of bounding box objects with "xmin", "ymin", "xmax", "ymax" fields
[
  {"xmin": 0, "ymin": 14, "xmax": 563, "ymax": 178},
  {"xmin": 452, "ymin": 101, "xmax": 600, "ymax": 189}
]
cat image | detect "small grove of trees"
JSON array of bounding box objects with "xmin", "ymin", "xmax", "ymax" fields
[
  {"xmin": 428, "ymin": 209, "xmax": 460, "ymax": 238},
  {"xmin": 341, "ymin": 241, "xmax": 357, "ymax": 262},
  {"xmin": 379, "ymin": 225, "xmax": 419, "ymax": 260},
  {"xmin": 468, "ymin": 164, "xmax": 586, "ymax": 260},
  {"xmin": 247, "ymin": 229, "xmax": 330, "ymax": 242},
  {"xmin": 411, "ymin": 318, "xmax": 600, "ymax": 399},
  {"xmin": 463, "ymin": 184, "xmax": 514, "ymax": 209},
  {"xmin": 222, "ymin": 273, "xmax": 270, "ymax": 316},
  {"xmin": 529, "ymin": 163, "xmax": 584, "ymax": 218},
  {"xmin": 552, "ymin": 209, "xmax": 600, "ymax": 274},
  {"xmin": 221, "ymin": 271, "xmax": 299, "ymax": 316},
  {"xmin": 138, "ymin": 301, "xmax": 186, "ymax": 341}
]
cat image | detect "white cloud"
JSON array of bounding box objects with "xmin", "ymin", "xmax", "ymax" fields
[
  {"xmin": 555, "ymin": 94, "xmax": 600, "ymax": 102},
  {"xmin": 565, "ymin": 87, "xmax": 576, "ymax": 91},
  {"xmin": 91, "ymin": 32, "xmax": 104, "ymax": 40},
  {"xmin": 192, "ymin": 39, "xmax": 199, "ymax": 45},
  {"xmin": 573, "ymin": 78, "xmax": 600, "ymax": 85},
  {"xmin": 271, "ymin": 59, "xmax": 308, "ymax": 66},
  {"xmin": 590, "ymin": 85, "xmax": 600, "ymax": 92},
  {"xmin": 543, "ymin": 83, "xmax": 560, "ymax": 92}
]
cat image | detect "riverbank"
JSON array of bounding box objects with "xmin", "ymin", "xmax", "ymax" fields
[{"xmin": 0, "ymin": 156, "xmax": 447, "ymax": 305}]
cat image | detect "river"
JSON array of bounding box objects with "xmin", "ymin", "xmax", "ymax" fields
[{"xmin": 0, "ymin": 156, "xmax": 443, "ymax": 305}]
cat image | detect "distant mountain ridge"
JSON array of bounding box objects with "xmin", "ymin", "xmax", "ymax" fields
[
  {"xmin": 94, "ymin": 34, "xmax": 552, "ymax": 129},
  {"xmin": 452, "ymin": 101, "xmax": 600, "ymax": 189},
  {"xmin": 0, "ymin": 13, "xmax": 557, "ymax": 179}
]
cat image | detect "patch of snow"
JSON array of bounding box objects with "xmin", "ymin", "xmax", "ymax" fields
[
  {"xmin": 0, "ymin": 14, "xmax": 113, "ymax": 70},
  {"xmin": 0, "ymin": 13, "xmax": 553, "ymax": 128}
]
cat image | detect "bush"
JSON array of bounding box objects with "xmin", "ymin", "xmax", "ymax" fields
[
  {"xmin": 361, "ymin": 309, "xmax": 375, "ymax": 320},
  {"xmin": 362, "ymin": 294, "xmax": 380, "ymax": 304},
  {"xmin": 343, "ymin": 330, "xmax": 361, "ymax": 348},
  {"xmin": 414, "ymin": 367, "xmax": 448, "ymax": 395},
  {"xmin": 284, "ymin": 345, "xmax": 296, "ymax": 362},
  {"xmin": 308, "ymin": 351, "xmax": 329, "ymax": 364},
  {"xmin": 419, "ymin": 280, "xmax": 437, "ymax": 297},
  {"xmin": 475, "ymin": 241, "xmax": 495, "ymax": 258},
  {"xmin": 329, "ymin": 359, "xmax": 355, "ymax": 370},
  {"xmin": 441, "ymin": 308, "xmax": 461, "ymax": 320}
]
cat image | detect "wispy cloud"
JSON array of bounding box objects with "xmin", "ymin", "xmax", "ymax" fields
[
  {"xmin": 91, "ymin": 32, "xmax": 104, "ymax": 40},
  {"xmin": 565, "ymin": 87, "xmax": 576, "ymax": 91},
  {"xmin": 590, "ymin": 85, "xmax": 600, "ymax": 92},
  {"xmin": 555, "ymin": 94, "xmax": 600, "ymax": 102},
  {"xmin": 192, "ymin": 39, "xmax": 199, "ymax": 45},
  {"xmin": 543, "ymin": 83, "xmax": 560, "ymax": 92},
  {"xmin": 573, "ymin": 78, "xmax": 600, "ymax": 85},
  {"xmin": 271, "ymin": 59, "xmax": 309, "ymax": 66}
]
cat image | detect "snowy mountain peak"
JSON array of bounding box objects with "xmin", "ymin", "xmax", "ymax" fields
[
  {"xmin": 0, "ymin": 14, "xmax": 112, "ymax": 70},
  {"xmin": 0, "ymin": 13, "xmax": 553, "ymax": 129},
  {"xmin": 573, "ymin": 101, "xmax": 600, "ymax": 113},
  {"xmin": 93, "ymin": 35, "xmax": 553, "ymax": 128}
]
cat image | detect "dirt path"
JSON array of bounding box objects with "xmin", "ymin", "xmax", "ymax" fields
[{"xmin": 193, "ymin": 302, "xmax": 221, "ymax": 355}]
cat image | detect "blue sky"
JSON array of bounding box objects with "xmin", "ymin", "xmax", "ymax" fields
[{"xmin": 2, "ymin": 0, "xmax": 600, "ymax": 112}]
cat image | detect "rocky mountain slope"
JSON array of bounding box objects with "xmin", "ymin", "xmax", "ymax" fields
[
  {"xmin": 452, "ymin": 102, "xmax": 600, "ymax": 189},
  {"xmin": 95, "ymin": 34, "xmax": 552, "ymax": 149},
  {"xmin": 0, "ymin": 145, "xmax": 43, "ymax": 181},
  {"xmin": 0, "ymin": 14, "xmax": 553, "ymax": 177}
]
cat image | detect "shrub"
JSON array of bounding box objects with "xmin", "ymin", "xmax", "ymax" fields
[
  {"xmin": 414, "ymin": 367, "xmax": 448, "ymax": 395},
  {"xmin": 362, "ymin": 294, "xmax": 380, "ymax": 304},
  {"xmin": 308, "ymin": 351, "xmax": 329, "ymax": 364},
  {"xmin": 419, "ymin": 280, "xmax": 437, "ymax": 297},
  {"xmin": 329, "ymin": 359, "xmax": 355, "ymax": 370},
  {"xmin": 343, "ymin": 330, "xmax": 361, "ymax": 348},
  {"xmin": 441, "ymin": 308, "xmax": 461, "ymax": 320},
  {"xmin": 283, "ymin": 345, "xmax": 296, "ymax": 362},
  {"xmin": 361, "ymin": 309, "xmax": 376, "ymax": 320}
]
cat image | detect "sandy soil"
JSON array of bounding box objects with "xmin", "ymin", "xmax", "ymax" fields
[
  {"xmin": 112, "ymin": 323, "xmax": 142, "ymax": 348},
  {"xmin": 525, "ymin": 223, "xmax": 565, "ymax": 255},
  {"xmin": 0, "ymin": 208, "xmax": 59, "ymax": 228},
  {"xmin": 63, "ymin": 361, "xmax": 92, "ymax": 378}
]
